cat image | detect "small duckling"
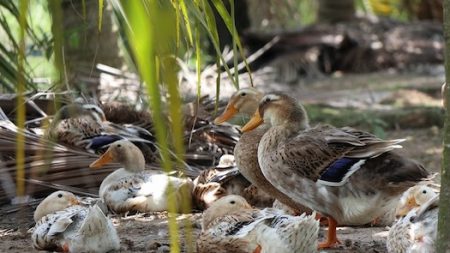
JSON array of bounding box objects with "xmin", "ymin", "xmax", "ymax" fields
[
  {"xmin": 32, "ymin": 191, "xmax": 120, "ymax": 253},
  {"xmin": 197, "ymin": 195, "xmax": 319, "ymax": 253}
]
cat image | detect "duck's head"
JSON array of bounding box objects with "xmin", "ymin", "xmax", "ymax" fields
[
  {"xmin": 241, "ymin": 93, "xmax": 309, "ymax": 132},
  {"xmin": 214, "ymin": 88, "xmax": 264, "ymax": 124},
  {"xmin": 89, "ymin": 140, "xmax": 145, "ymax": 172},
  {"xmin": 33, "ymin": 191, "xmax": 80, "ymax": 222},
  {"xmin": 396, "ymin": 185, "xmax": 437, "ymax": 218},
  {"xmin": 55, "ymin": 104, "xmax": 107, "ymax": 122},
  {"xmin": 201, "ymin": 194, "xmax": 252, "ymax": 229}
]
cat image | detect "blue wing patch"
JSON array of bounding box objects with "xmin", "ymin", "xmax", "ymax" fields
[
  {"xmin": 87, "ymin": 135, "xmax": 123, "ymax": 150},
  {"xmin": 318, "ymin": 158, "xmax": 365, "ymax": 186}
]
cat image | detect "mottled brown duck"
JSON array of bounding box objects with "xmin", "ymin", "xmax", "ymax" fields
[
  {"xmin": 214, "ymin": 87, "xmax": 310, "ymax": 214},
  {"xmin": 197, "ymin": 195, "xmax": 319, "ymax": 253},
  {"xmin": 241, "ymin": 93, "xmax": 429, "ymax": 248}
]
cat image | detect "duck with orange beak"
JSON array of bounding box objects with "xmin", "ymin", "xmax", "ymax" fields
[
  {"xmin": 32, "ymin": 191, "xmax": 120, "ymax": 253},
  {"xmin": 197, "ymin": 195, "xmax": 319, "ymax": 253},
  {"xmin": 241, "ymin": 93, "xmax": 429, "ymax": 248},
  {"xmin": 90, "ymin": 140, "xmax": 193, "ymax": 213},
  {"xmin": 387, "ymin": 185, "xmax": 439, "ymax": 253},
  {"xmin": 214, "ymin": 88, "xmax": 310, "ymax": 214}
]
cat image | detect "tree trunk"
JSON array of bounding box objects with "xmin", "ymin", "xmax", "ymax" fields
[
  {"xmin": 61, "ymin": 0, "xmax": 123, "ymax": 95},
  {"xmin": 437, "ymin": 0, "xmax": 450, "ymax": 252},
  {"xmin": 317, "ymin": 0, "xmax": 355, "ymax": 23}
]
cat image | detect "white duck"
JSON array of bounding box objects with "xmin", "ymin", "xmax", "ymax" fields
[
  {"xmin": 32, "ymin": 191, "xmax": 120, "ymax": 253},
  {"xmin": 387, "ymin": 185, "xmax": 439, "ymax": 253},
  {"xmin": 90, "ymin": 140, "xmax": 193, "ymax": 213},
  {"xmin": 197, "ymin": 195, "xmax": 319, "ymax": 253}
]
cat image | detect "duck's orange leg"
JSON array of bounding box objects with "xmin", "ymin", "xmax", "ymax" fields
[
  {"xmin": 62, "ymin": 242, "xmax": 70, "ymax": 253},
  {"xmin": 253, "ymin": 245, "xmax": 262, "ymax": 253},
  {"xmin": 318, "ymin": 217, "xmax": 341, "ymax": 249},
  {"xmin": 314, "ymin": 213, "xmax": 329, "ymax": 226}
]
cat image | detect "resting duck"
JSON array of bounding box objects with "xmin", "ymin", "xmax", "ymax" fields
[
  {"xmin": 31, "ymin": 191, "xmax": 120, "ymax": 253},
  {"xmin": 214, "ymin": 88, "xmax": 309, "ymax": 214},
  {"xmin": 387, "ymin": 185, "xmax": 438, "ymax": 253},
  {"xmin": 90, "ymin": 140, "xmax": 193, "ymax": 213},
  {"xmin": 193, "ymin": 154, "xmax": 248, "ymax": 209},
  {"xmin": 47, "ymin": 103, "xmax": 156, "ymax": 158},
  {"xmin": 396, "ymin": 184, "xmax": 437, "ymax": 217},
  {"xmin": 241, "ymin": 93, "xmax": 429, "ymax": 248},
  {"xmin": 193, "ymin": 154, "xmax": 273, "ymax": 209},
  {"xmin": 197, "ymin": 195, "xmax": 319, "ymax": 253}
]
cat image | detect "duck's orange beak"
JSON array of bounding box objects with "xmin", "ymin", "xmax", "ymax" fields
[
  {"xmin": 214, "ymin": 104, "xmax": 238, "ymax": 124},
  {"xmin": 396, "ymin": 197, "xmax": 417, "ymax": 217},
  {"xmin": 90, "ymin": 149, "xmax": 114, "ymax": 169},
  {"xmin": 241, "ymin": 110, "xmax": 263, "ymax": 132},
  {"xmin": 70, "ymin": 196, "xmax": 80, "ymax": 205}
]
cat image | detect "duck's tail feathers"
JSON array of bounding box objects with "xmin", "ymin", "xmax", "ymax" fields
[
  {"xmin": 275, "ymin": 212, "xmax": 319, "ymax": 252},
  {"xmin": 78, "ymin": 204, "xmax": 112, "ymax": 236}
]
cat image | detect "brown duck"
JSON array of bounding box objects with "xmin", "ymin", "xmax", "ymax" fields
[
  {"xmin": 241, "ymin": 93, "xmax": 429, "ymax": 248},
  {"xmin": 214, "ymin": 88, "xmax": 310, "ymax": 214}
]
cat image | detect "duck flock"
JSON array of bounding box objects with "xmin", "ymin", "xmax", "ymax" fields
[{"xmin": 6, "ymin": 88, "xmax": 442, "ymax": 252}]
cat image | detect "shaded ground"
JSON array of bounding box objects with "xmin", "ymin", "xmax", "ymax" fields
[{"xmin": 0, "ymin": 68, "xmax": 444, "ymax": 252}]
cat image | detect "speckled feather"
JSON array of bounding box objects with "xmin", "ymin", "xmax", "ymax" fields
[
  {"xmin": 32, "ymin": 205, "xmax": 120, "ymax": 253},
  {"xmin": 198, "ymin": 208, "xmax": 319, "ymax": 253}
]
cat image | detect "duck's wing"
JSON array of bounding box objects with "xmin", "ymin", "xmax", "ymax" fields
[
  {"xmin": 281, "ymin": 129, "xmax": 359, "ymax": 183},
  {"xmin": 32, "ymin": 206, "xmax": 86, "ymax": 251},
  {"xmin": 208, "ymin": 167, "xmax": 241, "ymax": 184},
  {"xmin": 281, "ymin": 125, "xmax": 404, "ymax": 186}
]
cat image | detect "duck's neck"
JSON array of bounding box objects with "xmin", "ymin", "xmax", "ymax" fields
[
  {"xmin": 123, "ymin": 160, "xmax": 145, "ymax": 173},
  {"xmin": 262, "ymin": 120, "xmax": 309, "ymax": 152}
]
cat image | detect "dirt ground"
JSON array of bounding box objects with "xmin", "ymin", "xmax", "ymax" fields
[{"xmin": 0, "ymin": 69, "xmax": 444, "ymax": 253}]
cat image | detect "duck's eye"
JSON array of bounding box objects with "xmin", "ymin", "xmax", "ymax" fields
[
  {"xmin": 57, "ymin": 193, "xmax": 63, "ymax": 198},
  {"xmin": 240, "ymin": 92, "xmax": 247, "ymax": 97},
  {"xmin": 422, "ymin": 190, "xmax": 427, "ymax": 194},
  {"xmin": 117, "ymin": 144, "xmax": 121, "ymax": 148},
  {"xmin": 230, "ymin": 200, "xmax": 235, "ymax": 204},
  {"xmin": 264, "ymin": 97, "xmax": 271, "ymax": 102}
]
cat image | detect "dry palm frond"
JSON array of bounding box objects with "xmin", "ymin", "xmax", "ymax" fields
[{"xmin": 0, "ymin": 127, "xmax": 121, "ymax": 204}]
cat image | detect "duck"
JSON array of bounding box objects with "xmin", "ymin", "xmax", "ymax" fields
[
  {"xmin": 241, "ymin": 93, "xmax": 430, "ymax": 248},
  {"xmin": 396, "ymin": 184, "xmax": 438, "ymax": 217},
  {"xmin": 214, "ymin": 87, "xmax": 310, "ymax": 214},
  {"xmin": 47, "ymin": 103, "xmax": 156, "ymax": 160},
  {"xmin": 193, "ymin": 154, "xmax": 248, "ymax": 210},
  {"xmin": 193, "ymin": 154, "xmax": 273, "ymax": 209},
  {"xmin": 386, "ymin": 185, "xmax": 438, "ymax": 253},
  {"xmin": 31, "ymin": 190, "xmax": 120, "ymax": 253},
  {"xmin": 89, "ymin": 140, "xmax": 193, "ymax": 213},
  {"xmin": 197, "ymin": 195, "xmax": 319, "ymax": 253}
]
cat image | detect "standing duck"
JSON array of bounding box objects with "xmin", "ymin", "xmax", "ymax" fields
[
  {"xmin": 241, "ymin": 93, "xmax": 429, "ymax": 248},
  {"xmin": 32, "ymin": 190, "xmax": 120, "ymax": 253},
  {"xmin": 90, "ymin": 140, "xmax": 193, "ymax": 213},
  {"xmin": 197, "ymin": 195, "xmax": 319, "ymax": 253},
  {"xmin": 387, "ymin": 185, "xmax": 439, "ymax": 253},
  {"xmin": 214, "ymin": 88, "xmax": 310, "ymax": 214}
]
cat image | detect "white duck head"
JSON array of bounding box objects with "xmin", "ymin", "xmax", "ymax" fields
[
  {"xmin": 89, "ymin": 140, "xmax": 145, "ymax": 172},
  {"xmin": 33, "ymin": 191, "xmax": 80, "ymax": 222},
  {"xmin": 214, "ymin": 87, "xmax": 264, "ymax": 124},
  {"xmin": 201, "ymin": 194, "xmax": 252, "ymax": 229}
]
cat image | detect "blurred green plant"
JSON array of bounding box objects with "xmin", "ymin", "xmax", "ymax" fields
[
  {"xmin": 0, "ymin": 0, "xmax": 54, "ymax": 92},
  {"xmin": 109, "ymin": 0, "xmax": 249, "ymax": 252}
]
